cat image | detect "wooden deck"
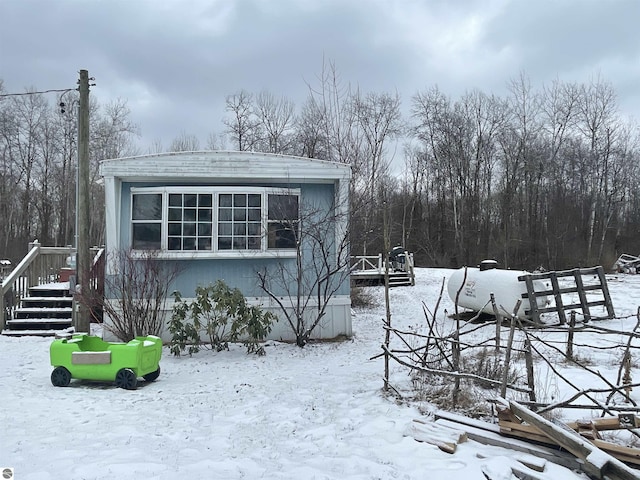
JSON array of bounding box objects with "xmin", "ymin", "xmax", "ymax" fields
[{"xmin": 350, "ymin": 253, "xmax": 415, "ymax": 287}]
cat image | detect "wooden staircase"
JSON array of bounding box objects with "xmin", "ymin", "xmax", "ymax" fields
[
  {"xmin": 1, "ymin": 241, "xmax": 105, "ymax": 338},
  {"xmin": 2, "ymin": 282, "xmax": 74, "ymax": 337}
]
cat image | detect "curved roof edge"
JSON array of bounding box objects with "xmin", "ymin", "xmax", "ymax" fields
[{"xmin": 100, "ymin": 150, "xmax": 351, "ymax": 183}]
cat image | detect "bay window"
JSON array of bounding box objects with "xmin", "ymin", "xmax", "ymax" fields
[{"xmin": 130, "ymin": 187, "xmax": 300, "ymax": 255}]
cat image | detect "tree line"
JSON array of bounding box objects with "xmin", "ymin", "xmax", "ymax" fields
[{"xmin": 1, "ymin": 64, "xmax": 639, "ymax": 270}]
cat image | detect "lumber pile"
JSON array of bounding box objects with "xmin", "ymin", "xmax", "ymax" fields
[
  {"xmin": 428, "ymin": 405, "xmax": 640, "ymax": 480},
  {"xmin": 497, "ymin": 401, "xmax": 640, "ymax": 480},
  {"xmin": 498, "ymin": 405, "xmax": 640, "ymax": 468}
]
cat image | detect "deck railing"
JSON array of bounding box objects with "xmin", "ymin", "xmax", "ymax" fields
[
  {"xmin": 350, "ymin": 252, "xmax": 415, "ymax": 275},
  {"xmin": 350, "ymin": 254, "xmax": 384, "ymax": 273},
  {"xmin": 0, "ymin": 241, "xmax": 105, "ymax": 330}
]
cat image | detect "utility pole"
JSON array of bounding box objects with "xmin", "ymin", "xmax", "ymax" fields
[{"xmin": 75, "ymin": 69, "xmax": 91, "ymax": 333}]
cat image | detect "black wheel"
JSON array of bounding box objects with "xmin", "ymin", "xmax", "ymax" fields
[
  {"xmin": 51, "ymin": 366, "xmax": 71, "ymax": 387},
  {"xmin": 115, "ymin": 368, "xmax": 138, "ymax": 390},
  {"xmin": 143, "ymin": 365, "xmax": 160, "ymax": 382}
]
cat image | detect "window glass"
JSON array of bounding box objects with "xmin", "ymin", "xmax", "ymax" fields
[
  {"xmin": 132, "ymin": 223, "xmax": 161, "ymax": 249},
  {"xmin": 268, "ymin": 195, "xmax": 298, "ymax": 221},
  {"xmin": 133, "ymin": 194, "xmax": 162, "ymax": 220},
  {"xmin": 166, "ymin": 193, "xmax": 213, "ymax": 251},
  {"xmin": 217, "ymin": 193, "xmax": 262, "ymax": 250},
  {"xmin": 132, "ymin": 194, "xmax": 162, "ymax": 249},
  {"xmin": 267, "ymin": 194, "xmax": 299, "ymax": 249},
  {"xmin": 132, "ymin": 189, "xmax": 299, "ymax": 254}
]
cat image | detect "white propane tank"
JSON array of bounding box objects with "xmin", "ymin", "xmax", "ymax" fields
[{"xmin": 447, "ymin": 262, "xmax": 548, "ymax": 319}]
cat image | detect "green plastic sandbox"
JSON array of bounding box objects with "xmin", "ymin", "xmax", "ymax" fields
[{"xmin": 50, "ymin": 334, "xmax": 162, "ymax": 390}]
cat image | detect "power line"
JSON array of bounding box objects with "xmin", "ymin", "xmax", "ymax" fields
[{"xmin": 0, "ymin": 88, "xmax": 76, "ymax": 98}]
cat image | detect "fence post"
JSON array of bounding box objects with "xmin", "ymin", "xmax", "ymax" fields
[
  {"xmin": 500, "ymin": 300, "xmax": 521, "ymax": 399},
  {"xmin": 490, "ymin": 293, "xmax": 501, "ymax": 353},
  {"xmin": 622, "ymin": 351, "xmax": 632, "ymax": 403},
  {"xmin": 452, "ymin": 330, "xmax": 460, "ymax": 406},
  {"xmin": 0, "ymin": 289, "xmax": 5, "ymax": 331},
  {"xmin": 524, "ymin": 337, "xmax": 536, "ymax": 403},
  {"xmin": 566, "ymin": 311, "xmax": 576, "ymax": 361}
]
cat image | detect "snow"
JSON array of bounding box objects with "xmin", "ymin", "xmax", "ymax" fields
[{"xmin": 2, "ymin": 267, "xmax": 639, "ymax": 479}]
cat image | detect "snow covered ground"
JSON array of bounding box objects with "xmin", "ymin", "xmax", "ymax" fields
[{"xmin": 1, "ymin": 267, "xmax": 639, "ymax": 479}]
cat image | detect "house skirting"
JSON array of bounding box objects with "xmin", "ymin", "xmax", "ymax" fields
[{"xmin": 102, "ymin": 295, "xmax": 352, "ymax": 344}]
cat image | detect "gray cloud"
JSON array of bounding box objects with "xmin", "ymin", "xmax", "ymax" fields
[{"xmin": 1, "ymin": 0, "xmax": 638, "ymax": 152}]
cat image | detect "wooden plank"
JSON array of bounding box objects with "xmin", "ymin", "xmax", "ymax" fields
[
  {"xmin": 516, "ymin": 454, "xmax": 547, "ymax": 472},
  {"xmin": 434, "ymin": 410, "xmax": 502, "ymax": 434},
  {"xmin": 497, "ymin": 404, "xmax": 522, "ymax": 423},
  {"xmin": 549, "ymin": 271, "xmax": 566, "ymax": 325},
  {"xmin": 573, "ymin": 270, "xmax": 592, "ymax": 321},
  {"xmin": 596, "ymin": 266, "xmax": 616, "ymax": 318},
  {"xmin": 567, "ymin": 416, "xmax": 640, "ymax": 432},
  {"xmin": 591, "ymin": 439, "xmax": 640, "ymax": 467},
  {"xmin": 499, "ymin": 420, "xmax": 558, "ymax": 446},
  {"xmin": 508, "ymin": 400, "xmax": 640, "ymax": 480},
  {"xmin": 510, "ymin": 465, "xmax": 546, "ymax": 480},
  {"xmin": 436, "ymin": 418, "xmax": 582, "ymax": 472},
  {"xmin": 406, "ymin": 423, "xmax": 457, "ymax": 453},
  {"xmin": 413, "ymin": 418, "xmax": 467, "ymax": 443},
  {"xmin": 520, "ymin": 275, "xmax": 541, "ymax": 323}
]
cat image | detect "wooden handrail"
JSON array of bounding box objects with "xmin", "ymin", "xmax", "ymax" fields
[
  {"xmin": 0, "ymin": 241, "xmax": 105, "ymax": 331},
  {"xmin": 1, "ymin": 243, "xmax": 41, "ymax": 330}
]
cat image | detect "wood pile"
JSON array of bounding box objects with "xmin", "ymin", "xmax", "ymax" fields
[
  {"xmin": 497, "ymin": 402, "xmax": 640, "ymax": 473},
  {"xmin": 414, "ymin": 402, "xmax": 640, "ymax": 480}
]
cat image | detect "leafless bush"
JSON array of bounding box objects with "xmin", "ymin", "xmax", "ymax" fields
[
  {"xmin": 82, "ymin": 249, "xmax": 181, "ymax": 341},
  {"xmin": 410, "ymin": 373, "xmax": 490, "ymax": 417},
  {"xmin": 350, "ymin": 286, "xmax": 377, "ymax": 309},
  {"xmin": 461, "ymin": 348, "xmax": 521, "ymax": 389}
]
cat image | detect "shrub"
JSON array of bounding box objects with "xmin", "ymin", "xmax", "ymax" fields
[
  {"xmin": 461, "ymin": 348, "xmax": 521, "ymax": 389},
  {"xmin": 169, "ymin": 280, "xmax": 275, "ymax": 356},
  {"xmin": 350, "ymin": 286, "xmax": 377, "ymax": 309}
]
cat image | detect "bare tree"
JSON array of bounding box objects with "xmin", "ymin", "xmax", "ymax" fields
[
  {"xmin": 304, "ymin": 58, "xmax": 364, "ymax": 168},
  {"xmin": 223, "ymin": 90, "xmax": 262, "ymax": 151},
  {"xmin": 295, "ymin": 96, "xmax": 329, "ymax": 159},
  {"xmin": 147, "ymin": 139, "xmax": 165, "ymax": 154},
  {"xmin": 256, "ymin": 191, "xmax": 350, "ymax": 347},
  {"xmin": 169, "ymin": 131, "xmax": 200, "ymax": 152},
  {"xmin": 206, "ymin": 130, "xmax": 226, "ymax": 150},
  {"xmin": 576, "ymin": 75, "xmax": 619, "ymax": 263},
  {"xmin": 254, "ymin": 90, "xmax": 296, "ymax": 154},
  {"xmin": 351, "ymin": 89, "xmax": 403, "ymax": 255}
]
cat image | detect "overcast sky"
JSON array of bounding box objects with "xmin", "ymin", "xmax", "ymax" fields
[{"xmin": 1, "ymin": 0, "xmax": 639, "ymax": 154}]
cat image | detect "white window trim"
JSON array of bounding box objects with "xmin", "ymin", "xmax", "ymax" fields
[{"xmin": 130, "ymin": 186, "xmax": 300, "ymax": 259}]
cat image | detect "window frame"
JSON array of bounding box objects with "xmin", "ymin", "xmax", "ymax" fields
[
  {"xmin": 129, "ymin": 186, "xmax": 300, "ymax": 258},
  {"xmin": 131, "ymin": 192, "xmax": 163, "ymax": 250}
]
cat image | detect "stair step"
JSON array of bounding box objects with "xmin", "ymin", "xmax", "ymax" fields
[
  {"xmin": 21, "ymin": 296, "xmax": 72, "ymax": 302},
  {"xmin": 20, "ymin": 300, "xmax": 73, "ymax": 309},
  {"xmin": 1, "ymin": 327, "xmax": 74, "ymax": 337},
  {"xmin": 7, "ymin": 318, "xmax": 73, "ymax": 325},
  {"xmin": 14, "ymin": 307, "xmax": 73, "ymax": 314},
  {"xmin": 28, "ymin": 283, "xmax": 71, "ymax": 298},
  {"xmin": 13, "ymin": 307, "xmax": 73, "ymax": 320}
]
